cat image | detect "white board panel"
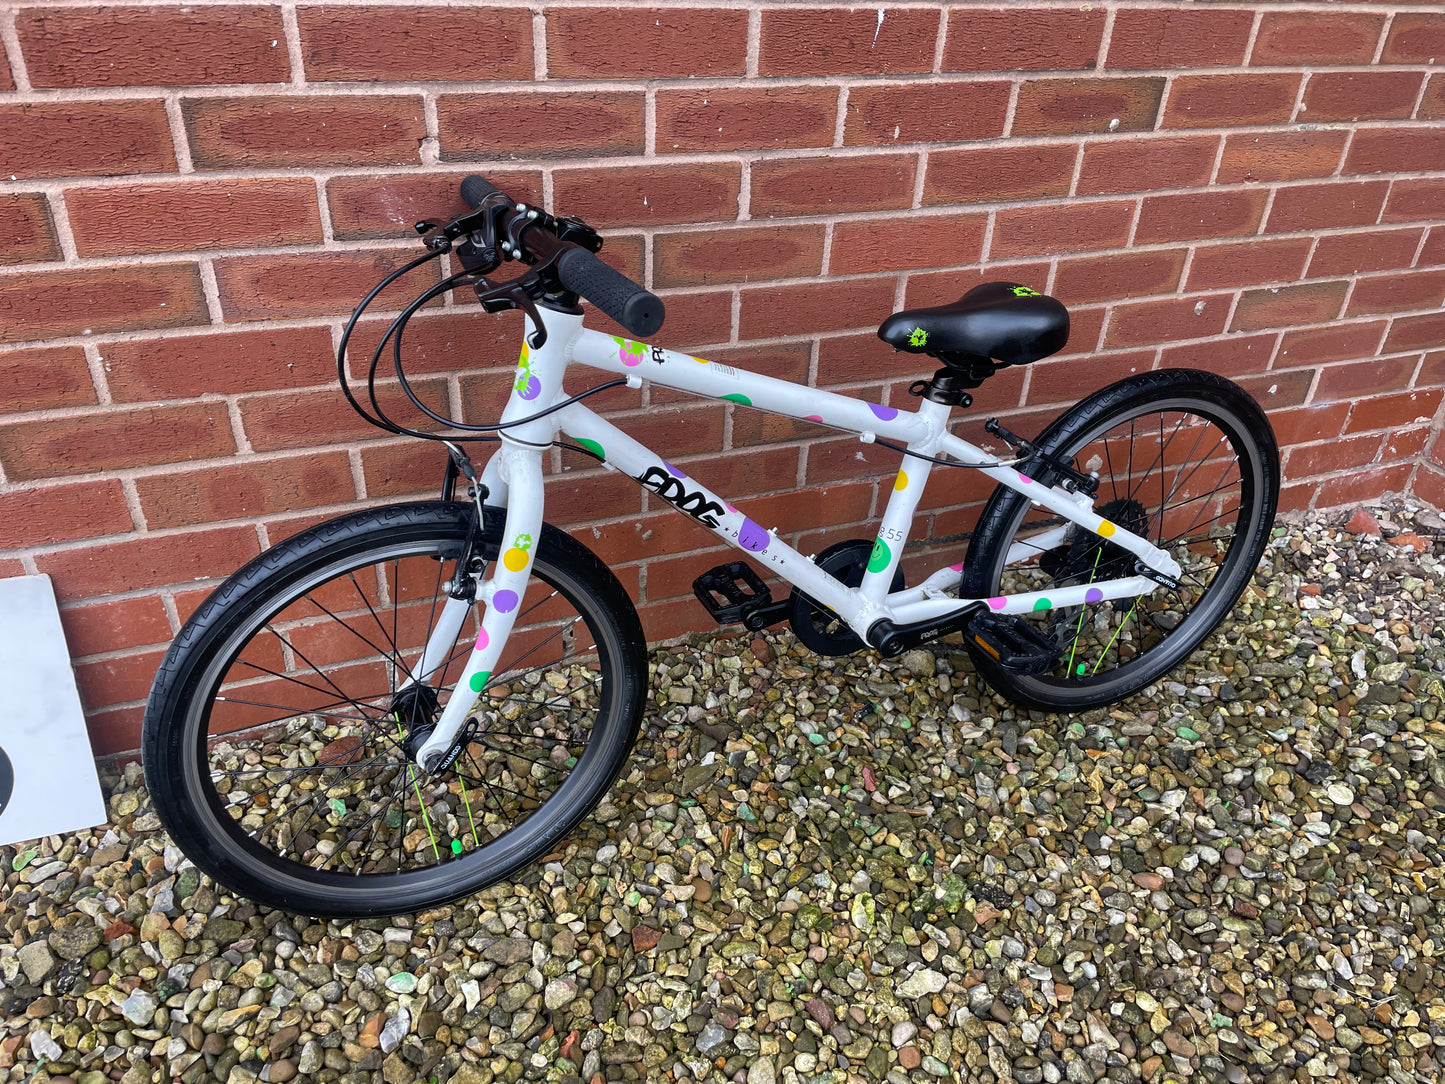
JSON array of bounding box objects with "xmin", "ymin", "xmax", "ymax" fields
[{"xmin": 0, "ymin": 575, "xmax": 108, "ymax": 847}]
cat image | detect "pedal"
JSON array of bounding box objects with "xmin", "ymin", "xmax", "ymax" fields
[
  {"xmin": 693, "ymin": 562, "xmax": 787, "ymax": 629},
  {"xmin": 963, "ymin": 611, "xmax": 1064, "ymax": 676}
]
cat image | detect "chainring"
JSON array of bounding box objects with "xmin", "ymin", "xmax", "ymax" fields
[{"xmin": 788, "ymin": 539, "xmax": 905, "ymax": 656}]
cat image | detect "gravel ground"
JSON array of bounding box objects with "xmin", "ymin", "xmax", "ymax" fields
[{"xmin": 2, "ymin": 500, "xmax": 1444, "ymax": 1084}]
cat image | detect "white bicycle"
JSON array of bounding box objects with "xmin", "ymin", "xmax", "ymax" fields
[{"xmin": 143, "ymin": 176, "xmax": 1279, "ymax": 916}]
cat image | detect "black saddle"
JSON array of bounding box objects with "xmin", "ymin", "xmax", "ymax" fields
[{"xmin": 878, "ymin": 281, "xmax": 1070, "ymax": 387}]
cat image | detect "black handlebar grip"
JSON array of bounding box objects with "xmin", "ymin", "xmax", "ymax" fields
[
  {"xmin": 555, "ymin": 247, "xmax": 665, "ymax": 339},
  {"xmin": 460, "ymin": 175, "xmax": 502, "ymax": 210}
]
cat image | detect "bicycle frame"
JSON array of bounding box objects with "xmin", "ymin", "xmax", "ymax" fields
[{"xmin": 411, "ymin": 307, "xmax": 1182, "ymax": 770}]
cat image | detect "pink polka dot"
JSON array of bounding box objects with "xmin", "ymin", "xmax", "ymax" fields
[
  {"xmin": 1017, "ymin": 474, "xmax": 1034, "ymax": 485},
  {"xmin": 476, "ymin": 628, "xmax": 489, "ymax": 650},
  {"xmin": 805, "ymin": 414, "xmax": 823, "ymax": 423},
  {"xmin": 949, "ymin": 563, "xmax": 963, "ymax": 572},
  {"xmin": 987, "ymin": 596, "xmax": 1006, "ymax": 611}
]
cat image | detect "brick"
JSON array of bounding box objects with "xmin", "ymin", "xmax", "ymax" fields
[
  {"xmin": 751, "ymin": 154, "xmax": 916, "ymax": 218},
  {"xmin": 1416, "ymin": 463, "xmax": 1445, "ymax": 512},
  {"xmin": 1012, "ymin": 77, "xmax": 1165, "ymax": 137},
  {"xmin": 214, "ymin": 250, "xmax": 441, "ymax": 321},
  {"xmin": 1346, "ymin": 269, "xmax": 1445, "ymax": 316},
  {"xmin": 1163, "ymin": 74, "xmax": 1301, "ymax": 130},
  {"xmin": 679, "ymin": 445, "xmax": 798, "ymax": 501},
  {"xmin": 903, "ymin": 264, "xmax": 1052, "ymax": 309},
  {"xmin": 1309, "ymin": 228, "xmax": 1425, "ymax": 277},
  {"xmin": 0, "ymin": 345, "xmax": 96, "ymax": 412},
  {"xmin": 551, "ymin": 7, "xmax": 746, "ymax": 77},
  {"xmin": 346, "ymin": 310, "xmax": 522, "ymax": 378},
  {"xmin": 738, "ymin": 278, "xmax": 897, "ymax": 341},
  {"xmin": 991, "ymin": 201, "xmax": 1134, "ymax": 259},
  {"xmin": 1026, "ymin": 349, "xmax": 1154, "ymax": 404},
  {"xmin": 67, "ymin": 179, "xmax": 322, "ymax": 258},
  {"xmin": 1051, "ymin": 250, "xmax": 1186, "ymax": 305},
  {"xmin": 101, "ymin": 327, "xmax": 336, "ymax": 402},
  {"xmin": 0, "ymin": 101, "xmax": 176, "ymax": 180},
  {"xmin": 137, "ymin": 452, "xmax": 357, "ymax": 529},
  {"xmin": 0, "ymin": 402, "xmax": 233, "ymax": 480},
  {"xmin": 1, "ymin": 193, "xmax": 59, "ymax": 264},
  {"xmin": 1105, "ymin": 8, "xmax": 1254, "ymax": 69},
  {"xmin": 239, "ymin": 379, "xmax": 447, "ymax": 452},
  {"xmin": 942, "ymin": 7, "xmax": 1104, "ymax": 71},
  {"xmin": 652, "ymin": 224, "xmax": 824, "ymax": 288},
  {"xmin": 552, "ymin": 164, "xmax": 740, "ymax": 229},
  {"xmin": 804, "ymin": 435, "xmax": 904, "ymax": 487},
  {"xmin": 1301, "ymin": 72, "xmax": 1425, "ymax": 123},
  {"xmin": 184, "ymin": 95, "xmax": 426, "ymax": 170},
  {"xmin": 1160, "ymin": 332, "xmax": 1276, "ymax": 377},
  {"xmin": 74, "ymin": 648, "xmax": 169, "ymax": 711},
  {"xmin": 0, "ymin": 47, "xmax": 11, "ymax": 90},
  {"xmin": 1232, "ymin": 368, "xmax": 1312, "ymax": 410},
  {"xmin": 1422, "ymin": 228, "xmax": 1445, "ymax": 268},
  {"xmin": 923, "ymin": 143, "xmax": 1076, "ymax": 206},
  {"xmin": 358, "ymin": 440, "xmax": 448, "ymax": 499},
  {"xmin": 829, "ymin": 213, "xmax": 986, "ymax": 276},
  {"xmin": 540, "ymin": 465, "xmax": 646, "ymax": 529},
  {"xmin": 0, "ymin": 264, "xmax": 206, "ymax": 344},
  {"xmin": 1275, "ymin": 320, "xmax": 1387, "ymax": 368},
  {"xmin": 35, "ymin": 525, "xmax": 262, "ymax": 602},
  {"xmin": 1344, "ymin": 128, "xmax": 1445, "ymax": 175},
  {"xmin": 17, "ymin": 5, "xmax": 288, "ymax": 87},
  {"xmin": 1250, "ymin": 12, "xmax": 1385, "ymax": 65},
  {"xmin": 844, "ymin": 81, "xmax": 1010, "ymax": 146},
  {"xmin": 1104, "ymin": 293, "xmax": 1231, "ymax": 349},
  {"xmin": 1075, "ymin": 136, "xmax": 1217, "ymax": 196},
  {"xmin": 1314, "ymin": 356, "xmax": 1418, "ymax": 403},
  {"xmin": 761, "ymin": 7, "xmax": 939, "ymax": 76},
  {"xmin": 1135, "ymin": 189, "xmax": 1268, "ymax": 244},
  {"xmin": 1383, "ymin": 180, "xmax": 1445, "ymax": 224},
  {"xmin": 609, "ymin": 403, "xmax": 725, "ymax": 460},
  {"xmin": 0, "ymin": 480, "xmax": 131, "ymax": 549},
  {"xmin": 438, "ymin": 92, "xmax": 644, "ymax": 159},
  {"xmin": 1216, "ymin": 130, "xmax": 1349, "ymax": 184},
  {"xmin": 1344, "ymin": 390, "xmax": 1443, "ymax": 434},
  {"xmin": 652, "ymin": 290, "xmax": 732, "ymax": 347},
  {"xmin": 1186, "ymin": 238, "xmax": 1311, "ymax": 291},
  {"xmin": 1380, "ymin": 426, "xmax": 1431, "ymax": 464},
  {"xmin": 297, "ymin": 6, "xmax": 530, "ymax": 81},
  {"xmin": 1269, "ymin": 402, "xmax": 1349, "ymax": 448},
  {"xmin": 659, "ymin": 87, "xmax": 837, "ymax": 153},
  {"xmin": 326, "ymin": 170, "xmax": 542, "ymax": 242},
  {"xmin": 1232, "ymin": 282, "xmax": 1349, "ymax": 332},
  {"xmin": 86, "ymin": 705, "xmax": 146, "ymax": 756},
  {"xmin": 1422, "ymin": 75, "xmax": 1445, "ymax": 121},
  {"xmin": 1381, "ymin": 13, "xmax": 1445, "ymax": 63},
  {"xmin": 1266, "ymin": 181, "xmax": 1389, "ymax": 234},
  {"xmin": 1285, "ymin": 433, "xmax": 1386, "ymax": 480},
  {"xmin": 1053, "ymin": 307, "xmax": 1106, "ymax": 358},
  {"xmin": 60, "ymin": 596, "xmax": 173, "ymax": 658}
]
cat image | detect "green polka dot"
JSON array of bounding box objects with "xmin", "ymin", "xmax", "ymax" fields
[
  {"xmin": 575, "ymin": 438, "xmax": 605, "ymax": 459},
  {"xmin": 1033, "ymin": 597, "xmax": 1052, "ymax": 611},
  {"xmin": 468, "ymin": 669, "xmax": 492, "ymax": 692},
  {"xmin": 451, "ymin": 839, "xmax": 463, "ymax": 855},
  {"xmin": 721, "ymin": 393, "xmax": 752, "ymax": 405},
  {"xmin": 867, "ymin": 538, "xmax": 891, "ymax": 573}
]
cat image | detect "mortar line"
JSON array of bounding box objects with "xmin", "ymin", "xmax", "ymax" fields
[{"xmin": 281, "ymin": 4, "xmax": 307, "ymax": 86}]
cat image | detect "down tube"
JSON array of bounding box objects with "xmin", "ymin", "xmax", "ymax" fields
[{"xmin": 552, "ymin": 402, "xmax": 873, "ymax": 627}]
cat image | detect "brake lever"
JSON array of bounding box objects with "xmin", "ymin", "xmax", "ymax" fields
[{"xmin": 473, "ymin": 276, "xmax": 549, "ymax": 350}]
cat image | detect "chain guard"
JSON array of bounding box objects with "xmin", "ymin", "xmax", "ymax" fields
[{"xmin": 789, "ymin": 539, "xmax": 905, "ymax": 656}]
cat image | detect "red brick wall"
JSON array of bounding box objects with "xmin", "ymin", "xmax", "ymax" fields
[{"xmin": 1, "ymin": 2, "xmax": 1443, "ymax": 754}]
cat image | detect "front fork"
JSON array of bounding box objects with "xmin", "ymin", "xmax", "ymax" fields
[{"xmin": 411, "ymin": 444, "xmax": 543, "ymax": 773}]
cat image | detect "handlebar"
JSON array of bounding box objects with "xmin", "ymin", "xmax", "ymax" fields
[{"xmin": 457, "ymin": 174, "xmax": 665, "ymax": 339}]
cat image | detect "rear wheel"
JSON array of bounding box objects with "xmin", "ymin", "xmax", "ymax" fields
[
  {"xmin": 961, "ymin": 369, "xmax": 1278, "ymax": 712},
  {"xmin": 142, "ymin": 502, "xmax": 646, "ymax": 917}
]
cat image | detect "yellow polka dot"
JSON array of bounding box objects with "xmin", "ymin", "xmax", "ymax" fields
[
  {"xmin": 502, "ymin": 547, "xmax": 529, "ymax": 572},
  {"xmin": 1097, "ymin": 520, "xmax": 1116, "ymax": 537},
  {"xmin": 894, "ymin": 470, "xmax": 908, "ymax": 491},
  {"xmin": 692, "ymin": 355, "xmax": 710, "ymax": 364}
]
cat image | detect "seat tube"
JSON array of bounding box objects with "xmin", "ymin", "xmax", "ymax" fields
[{"xmin": 858, "ymin": 400, "xmax": 949, "ymax": 598}]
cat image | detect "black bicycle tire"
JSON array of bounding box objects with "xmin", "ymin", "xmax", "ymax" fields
[
  {"xmin": 141, "ymin": 501, "xmax": 647, "ymax": 917},
  {"xmin": 960, "ymin": 369, "xmax": 1279, "ymax": 712}
]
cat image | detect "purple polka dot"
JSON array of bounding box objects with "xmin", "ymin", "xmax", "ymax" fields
[
  {"xmin": 518, "ymin": 375, "xmax": 541, "ymax": 401},
  {"xmin": 987, "ymin": 596, "xmax": 1006, "ymax": 611},
  {"xmin": 868, "ymin": 403, "xmax": 898, "ymax": 422},
  {"xmin": 738, "ymin": 518, "xmax": 769, "ymax": 553},
  {"xmin": 805, "ymin": 414, "xmax": 824, "ymax": 423},
  {"xmin": 1018, "ymin": 474, "xmax": 1034, "ymax": 485},
  {"xmin": 492, "ymin": 589, "xmax": 519, "ymax": 614},
  {"xmin": 664, "ymin": 462, "xmax": 684, "ymax": 477},
  {"xmin": 1085, "ymin": 587, "xmax": 1104, "ymax": 604}
]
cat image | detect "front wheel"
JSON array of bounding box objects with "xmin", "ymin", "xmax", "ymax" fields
[
  {"xmin": 961, "ymin": 369, "xmax": 1279, "ymax": 712},
  {"xmin": 142, "ymin": 501, "xmax": 647, "ymax": 917}
]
